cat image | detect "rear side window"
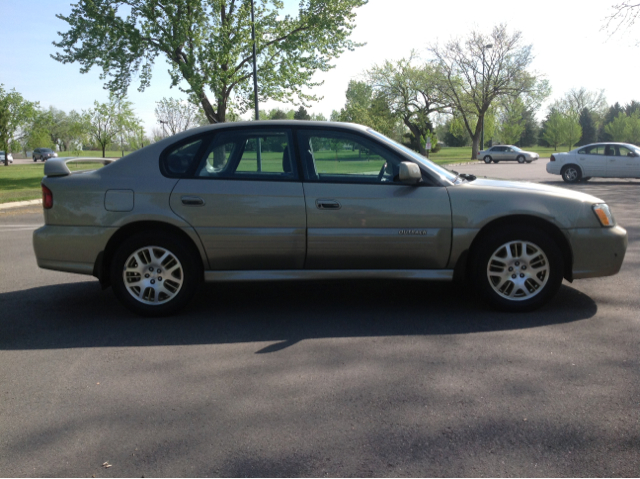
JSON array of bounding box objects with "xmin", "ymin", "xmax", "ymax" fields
[{"xmin": 160, "ymin": 138, "xmax": 205, "ymax": 177}]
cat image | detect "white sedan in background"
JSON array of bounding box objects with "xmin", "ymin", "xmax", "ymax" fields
[
  {"xmin": 546, "ymin": 143, "xmax": 640, "ymax": 183},
  {"xmin": 477, "ymin": 145, "xmax": 540, "ymax": 164},
  {"xmin": 0, "ymin": 151, "xmax": 14, "ymax": 164}
]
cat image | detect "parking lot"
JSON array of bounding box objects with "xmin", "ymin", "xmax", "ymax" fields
[{"xmin": 1, "ymin": 159, "xmax": 638, "ymax": 476}]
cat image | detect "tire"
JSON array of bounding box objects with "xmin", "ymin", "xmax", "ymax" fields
[
  {"xmin": 517, "ymin": 155, "xmax": 525, "ymax": 164},
  {"xmin": 110, "ymin": 232, "xmax": 202, "ymax": 316},
  {"xmin": 581, "ymin": 177, "xmax": 592, "ymax": 182},
  {"xmin": 525, "ymin": 160, "xmax": 532, "ymax": 163},
  {"xmin": 33, "ymin": 157, "xmax": 37, "ymax": 162},
  {"xmin": 470, "ymin": 225, "xmax": 564, "ymax": 312},
  {"xmin": 483, "ymin": 156, "xmax": 492, "ymax": 164},
  {"xmin": 561, "ymin": 165, "xmax": 581, "ymax": 183},
  {"xmin": 493, "ymin": 160, "xmax": 500, "ymax": 163}
]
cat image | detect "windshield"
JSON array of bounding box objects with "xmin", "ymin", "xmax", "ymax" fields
[
  {"xmin": 629, "ymin": 144, "xmax": 640, "ymax": 155},
  {"xmin": 511, "ymin": 146, "xmax": 523, "ymax": 152},
  {"xmin": 367, "ymin": 129, "xmax": 457, "ymax": 183}
]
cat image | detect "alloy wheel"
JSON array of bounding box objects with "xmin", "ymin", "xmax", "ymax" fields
[{"xmin": 486, "ymin": 240, "xmax": 550, "ymax": 301}]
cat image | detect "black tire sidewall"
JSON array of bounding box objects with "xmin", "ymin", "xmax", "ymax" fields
[
  {"xmin": 110, "ymin": 232, "xmax": 202, "ymax": 316},
  {"xmin": 562, "ymin": 165, "xmax": 581, "ymax": 183},
  {"xmin": 470, "ymin": 226, "xmax": 564, "ymax": 312},
  {"xmin": 517, "ymin": 155, "xmax": 525, "ymax": 163},
  {"xmin": 484, "ymin": 156, "xmax": 492, "ymax": 164}
]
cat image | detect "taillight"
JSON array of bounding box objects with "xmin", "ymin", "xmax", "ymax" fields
[
  {"xmin": 550, "ymin": 155, "xmax": 555, "ymax": 162},
  {"xmin": 42, "ymin": 184, "xmax": 53, "ymax": 209}
]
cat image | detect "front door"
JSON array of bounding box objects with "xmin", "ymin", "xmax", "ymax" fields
[
  {"xmin": 296, "ymin": 129, "xmax": 452, "ymax": 270},
  {"xmin": 605, "ymin": 144, "xmax": 640, "ymax": 178},
  {"xmin": 170, "ymin": 128, "xmax": 306, "ymax": 270}
]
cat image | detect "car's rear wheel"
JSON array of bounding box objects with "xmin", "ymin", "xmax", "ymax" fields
[
  {"xmin": 493, "ymin": 160, "xmax": 500, "ymax": 163},
  {"xmin": 470, "ymin": 225, "xmax": 564, "ymax": 312},
  {"xmin": 561, "ymin": 165, "xmax": 581, "ymax": 183},
  {"xmin": 483, "ymin": 156, "xmax": 492, "ymax": 164},
  {"xmin": 110, "ymin": 232, "xmax": 202, "ymax": 316},
  {"xmin": 517, "ymin": 155, "xmax": 525, "ymax": 163}
]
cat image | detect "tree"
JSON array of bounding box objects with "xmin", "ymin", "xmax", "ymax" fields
[
  {"xmin": 366, "ymin": 55, "xmax": 450, "ymax": 155},
  {"xmin": 496, "ymin": 97, "xmax": 526, "ymax": 145},
  {"xmin": 577, "ymin": 107, "xmax": 597, "ymax": 145},
  {"xmin": 0, "ymin": 85, "xmax": 38, "ymax": 166},
  {"xmin": 293, "ymin": 106, "xmax": 311, "ymax": 120},
  {"xmin": 518, "ymin": 107, "xmax": 539, "ymax": 147},
  {"xmin": 84, "ymin": 95, "xmax": 137, "ymax": 157},
  {"xmin": 429, "ymin": 24, "xmax": 550, "ymax": 159},
  {"xmin": 53, "ymin": 0, "xmax": 367, "ymax": 124},
  {"xmin": 561, "ymin": 114, "xmax": 582, "ymax": 150},
  {"xmin": 337, "ymin": 80, "xmax": 399, "ymax": 139},
  {"xmin": 542, "ymin": 110, "xmax": 564, "ymax": 151},
  {"xmin": 155, "ymin": 98, "xmax": 204, "ymax": 136}
]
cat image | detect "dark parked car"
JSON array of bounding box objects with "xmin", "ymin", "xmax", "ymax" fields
[{"xmin": 33, "ymin": 148, "xmax": 58, "ymax": 162}]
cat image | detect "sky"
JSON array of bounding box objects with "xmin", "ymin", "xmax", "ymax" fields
[{"xmin": 0, "ymin": 0, "xmax": 637, "ymax": 136}]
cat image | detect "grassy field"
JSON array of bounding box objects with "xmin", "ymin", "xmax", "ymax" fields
[{"xmin": 0, "ymin": 162, "xmax": 104, "ymax": 204}]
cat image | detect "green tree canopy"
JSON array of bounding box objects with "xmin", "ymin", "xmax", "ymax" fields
[
  {"xmin": 53, "ymin": 0, "xmax": 367, "ymax": 124},
  {"xmin": 366, "ymin": 55, "xmax": 450, "ymax": 155},
  {"xmin": 0, "ymin": 85, "xmax": 38, "ymax": 165},
  {"xmin": 577, "ymin": 107, "xmax": 597, "ymax": 146}
]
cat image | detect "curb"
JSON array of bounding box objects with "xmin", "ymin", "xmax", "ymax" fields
[{"xmin": 0, "ymin": 199, "xmax": 42, "ymax": 210}]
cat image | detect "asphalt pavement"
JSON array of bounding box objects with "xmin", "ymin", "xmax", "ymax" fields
[{"xmin": 0, "ymin": 160, "xmax": 638, "ymax": 476}]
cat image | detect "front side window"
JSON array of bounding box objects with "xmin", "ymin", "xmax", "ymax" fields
[
  {"xmin": 297, "ymin": 130, "xmax": 407, "ymax": 184},
  {"xmin": 195, "ymin": 129, "xmax": 297, "ymax": 180}
]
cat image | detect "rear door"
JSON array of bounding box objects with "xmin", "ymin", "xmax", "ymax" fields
[
  {"xmin": 296, "ymin": 128, "xmax": 452, "ymax": 270},
  {"xmin": 169, "ymin": 128, "xmax": 307, "ymax": 270}
]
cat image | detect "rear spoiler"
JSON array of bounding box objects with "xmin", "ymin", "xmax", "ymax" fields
[{"xmin": 44, "ymin": 157, "xmax": 117, "ymax": 177}]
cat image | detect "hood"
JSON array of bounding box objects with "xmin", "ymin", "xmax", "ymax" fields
[{"xmin": 464, "ymin": 177, "xmax": 604, "ymax": 203}]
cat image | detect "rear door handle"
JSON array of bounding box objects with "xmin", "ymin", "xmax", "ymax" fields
[
  {"xmin": 181, "ymin": 196, "xmax": 205, "ymax": 206},
  {"xmin": 316, "ymin": 199, "xmax": 341, "ymax": 210}
]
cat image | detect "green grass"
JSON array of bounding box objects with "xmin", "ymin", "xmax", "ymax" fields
[{"xmin": 0, "ymin": 162, "xmax": 104, "ymax": 204}]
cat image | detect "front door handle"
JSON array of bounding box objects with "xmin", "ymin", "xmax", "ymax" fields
[
  {"xmin": 181, "ymin": 196, "xmax": 205, "ymax": 206},
  {"xmin": 316, "ymin": 199, "xmax": 341, "ymax": 210}
]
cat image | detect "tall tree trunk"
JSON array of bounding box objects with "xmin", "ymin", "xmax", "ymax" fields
[
  {"xmin": 197, "ymin": 91, "xmax": 218, "ymax": 124},
  {"xmin": 403, "ymin": 118, "xmax": 427, "ymax": 156}
]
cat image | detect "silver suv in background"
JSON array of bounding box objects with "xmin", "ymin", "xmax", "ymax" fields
[
  {"xmin": 478, "ymin": 145, "xmax": 540, "ymax": 164},
  {"xmin": 33, "ymin": 148, "xmax": 58, "ymax": 162}
]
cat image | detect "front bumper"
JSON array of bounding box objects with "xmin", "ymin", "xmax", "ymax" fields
[
  {"xmin": 33, "ymin": 225, "xmax": 116, "ymax": 276},
  {"xmin": 567, "ymin": 225, "xmax": 627, "ymax": 279}
]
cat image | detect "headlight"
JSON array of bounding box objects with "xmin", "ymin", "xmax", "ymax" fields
[{"xmin": 592, "ymin": 204, "xmax": 615, "ymax": 227}]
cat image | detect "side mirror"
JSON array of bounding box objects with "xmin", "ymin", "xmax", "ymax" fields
[{"xmin": 398, "ymin": 162, "xmax": 422, "ymax": 184}]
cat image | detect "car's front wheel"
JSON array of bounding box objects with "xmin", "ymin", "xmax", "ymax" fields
[
  {"xmin": 110, "ymin": 232, "xmax": 202, "ymax": 316},
  {"xmin": 470, "ymin": 225, "xmax": 564, "ymax": 312},
  {"xmin": 483, "ymin": 156, "xmax": 492, "ymax": 164},
  {"xmin": 561, "ymin": 165, "xmax": 582, "ymax": 183}
]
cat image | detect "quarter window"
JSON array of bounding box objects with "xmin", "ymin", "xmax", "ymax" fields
[{"xmin": 161, "ymin": 138, "xmax": 205, "ymax": 177}]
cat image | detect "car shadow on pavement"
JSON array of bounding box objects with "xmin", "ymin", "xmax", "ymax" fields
[{"xmin": 0, "ymin": 278, "xmax": 597, "ymax": 352}]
